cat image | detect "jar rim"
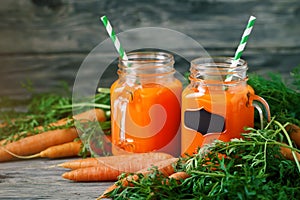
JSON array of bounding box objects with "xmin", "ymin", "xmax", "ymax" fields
[
  {"xmin": 119, "ymin": 51, "xmax": 174, "ymax": 68},
  {"xmin": 191, "ymin": 57, "xmax": 247, "ymax": 71},
  {"xmin": 189, "ymin": 57, "xmax": 248, "ymax": 84}
]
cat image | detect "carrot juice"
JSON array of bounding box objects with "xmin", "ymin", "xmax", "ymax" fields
[
  {"xmin": 181, "ymin": 57, "xmax": 270, "ymax": 156},
  {"xmin": 110, "ymin": 52, "xmax": 182, "ymax": 156}
]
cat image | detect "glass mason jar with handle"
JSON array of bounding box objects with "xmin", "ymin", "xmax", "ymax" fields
[
  {"xmin": 111, "ymin": 51, "xmax": 182, "ymax": 156},
  {"xmin": 181, "ymin": 57, "xmax": 271, "ymax": 156}
]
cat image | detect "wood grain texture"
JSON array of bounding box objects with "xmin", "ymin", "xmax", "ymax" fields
[
  {"xmin": 0, "ymin": 158, "xmax": 112, "ymax": 199},
  {"xmin": 0, "ymin": 0, "xmax": 299, "ymax": 97},
  {"xmin": 1, "ymin": 0, "xmax": 300, "ymax": 53}
]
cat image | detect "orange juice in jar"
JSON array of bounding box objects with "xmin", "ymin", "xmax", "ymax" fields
[
  {"xmin": 111, "ymin": 51, "xmax": 182, "ymax": 156},
  {"xmin": 181, "ymin": 57, "xmax": 270, "ymax": 156}
]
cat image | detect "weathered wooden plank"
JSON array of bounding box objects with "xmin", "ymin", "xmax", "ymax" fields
[
  {"xmin": 0, "ymin": 158, "xmax": 112, "ymax": 199},
  {"xmin": 0, "ymin": 0, "xmax": 299, "ymax": 97},
  {"xmin": 1, "ymin": 48, "xmax": 299, "ymax": 97},
  {"xmin": 0, "ymin": 0, "xmax": 299, "ymax": 54}
]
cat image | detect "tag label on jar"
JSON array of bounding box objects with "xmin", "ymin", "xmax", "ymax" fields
[{"xmin": 184, "ymin": 108, "xmax": 225, "ymax": 135}]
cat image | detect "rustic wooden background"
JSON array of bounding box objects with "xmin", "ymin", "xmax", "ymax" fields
[{"xmin": 1, "ymin": 0, "xmax": 300, "ymax": 97}]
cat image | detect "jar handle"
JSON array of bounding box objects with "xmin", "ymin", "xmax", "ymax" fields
[
  {"xmin": 114, "ymin": 90, "xmax": 136, "ymax": 152},
  {"xmin": 250, "ymin": 95, "xmax": 271, "ymax": 129}
]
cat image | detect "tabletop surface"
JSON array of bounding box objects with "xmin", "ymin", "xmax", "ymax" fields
[{"xmin": 0, "ymin": 158, "xmax": 113, "ymax": 200}]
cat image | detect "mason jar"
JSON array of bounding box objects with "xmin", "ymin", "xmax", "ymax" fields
[
  {"xmin": 181, "ymin": 57, "xmax": 271, "ymax": 156},
  {"xmin": 111, "ymin": 51, "xmax": 182, "ymax": 156}
]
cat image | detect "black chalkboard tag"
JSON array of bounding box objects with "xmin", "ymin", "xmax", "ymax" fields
[{"xmin": 184, "ymin": 109, "xmax": 225, "ymax": 135}]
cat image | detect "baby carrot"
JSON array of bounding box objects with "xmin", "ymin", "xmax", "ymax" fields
[{"xmin": 58, "ymin": 152, "xmax": 174, "ymax": 170}]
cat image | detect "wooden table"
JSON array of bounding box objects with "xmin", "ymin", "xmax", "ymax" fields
[{"xmin": 0, "ymin": 158, "xmax": 113, "ymax": 199}]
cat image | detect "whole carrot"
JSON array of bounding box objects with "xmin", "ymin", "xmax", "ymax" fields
[
  {"xmin": 5, "ymin": 141, "xmax": 83, "ymax": 159},
  {"xmin": 58, "ymin": 152, "xmax": 174, "ymax": 170},
  {"xmin": 62, "ymin": 165, "xmax": 121, "ymax": 182},
  {"xmin": 0, "ymin": 128, "xmax": 79, "ymax": 162},
  {"xmin": 0, "ymin": 108, "xmax": 106, "ymax": 146},
  {"xmin": 36, "ymin": 140, "xmax": 83, "ymax": 158},
  {"xmin": 59, "ymin": 157, "xmax": 99, "ymax": 170},
  {"xmin": 99, "ymin": 157, "xmax": 179, "ymax": 199},
  {"xmin": 60, "ymin": 152, "xmax": 175, "ymax": 182},
  {"xmin": 0, "ymin": 109, "xmax": 106, "ymax": 162}
]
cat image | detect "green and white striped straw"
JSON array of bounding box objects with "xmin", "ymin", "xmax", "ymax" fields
[
  {"xmin": 225, "ymin": 16, "xmax": 256, "ymax": 82},
  {"xmin": 100, "ymin": 15, "xmax": 128, "ymax": 60},
  {"xmin": 230, "ymin": 16, "xmax": 256, "ymax": 67}
]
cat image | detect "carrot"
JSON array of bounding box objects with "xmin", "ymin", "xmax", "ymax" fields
[
  {"xmin": 62, "ymin": 165, "xmax": 121, "ymax": 182},
  {"xmin": 0, "ymin": 132, "xmax": 30, "ymax": 146},
  {"xmin": 0, "ymin": 108, "xmax": 106, "ymax": 162},
  {"xmin": 280, "ymin": 146, "xmax": 300, "ymax": 161},
  {"xmin": 72, "ymin": 108, "xmax": 106, "ymax": 122},
  {"xmin": 35, "ymin": 140, "xmax": 82, "ymax": 158},
  {"xmin": 138, "ymin": 157, "xmax": 179, "ymax": 176},
  {"xmin": 59, "ymin": 157, "xmax": 99, "ymax": 170},
  {"xmin": 60, "ymin": 152, "xmax": 175, "ymax": 182},
  {"xmin": 168, "ymin": 171, "xmax": 190, "ymax": 181},
  {"xmin": 39, "ymin": 108, "xmax": 106, "ymax": 128},
  {"xmin": 162, "ymin": 171, "xmax": 191, "ymax": 186},
  {"xmin": 4, "ymin": 140, "xmax": 83, "ymax": 159},
  {"xmin": 0, "ymin": 128, "xmax": 79, "ymax": 162},
  {"xmin": 99, "ymin": 157, "xmax": 179, "ymax": 199},
  {"xmin": 0, "ymin": 108, "xmax": 106, "ymax": 146},
  {"xmin": 58, "ymin": 152, "xmax": 174, "ymax": 170},
  {"xmin": 286, "ymin": 124, "xmax": 300, "ymax": 148}
]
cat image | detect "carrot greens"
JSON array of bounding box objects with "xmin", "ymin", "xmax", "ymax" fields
[
  {"xmin": 248, "ymin": 67, "xmax": 300, "ymax": 126},
  {"xmin": 0, "ymin": 85, "xmax": 111, "ymax": 144},
  {"xmin": 0, "ymin": 92, "xmax": 74, "ymax": 142},
  {"xmin": 75, "ymin": 120, "xmax": 112, "ymax": 157},
  {"xmin": 106, "ymin": 120, "xmax": 300, "ymax": 200}
]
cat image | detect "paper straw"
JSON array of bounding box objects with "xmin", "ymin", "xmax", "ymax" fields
[
  {"xmin": 100, "ymin": 15, "xmax": 128, "ymax": 60},
  {"xmin": 225, "ymin": 16, "xmax": 256, "ymax": 82},
  {"xmin": 230, "ymin": 16, "xmax": 256, "ymax": 67}
]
